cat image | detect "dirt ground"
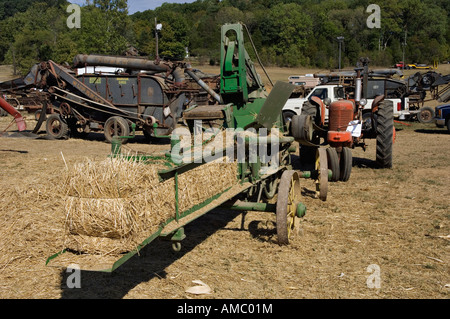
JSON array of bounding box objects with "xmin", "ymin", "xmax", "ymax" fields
[
  {"xmin": 0, "ymin": 63, "xmax": 449, "ymax": 300},
  {"xmin": 0, "ymin": 113, "xmax": 448, "ymax": 300}
]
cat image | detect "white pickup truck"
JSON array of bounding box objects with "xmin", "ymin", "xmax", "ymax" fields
[{"xmin": 282, "ymin": 84, "xmax": 411, "ymax": 123}]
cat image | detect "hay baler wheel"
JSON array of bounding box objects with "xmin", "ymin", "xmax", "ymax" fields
[
  {"xmin": 326, "ymin": 147, "xmax": 340, "ymax": 182},
  {"xmin": 315, "ymin": 148, "xmax": 328, "ymax": 201},
  {"xmin": 45, "ymin": 114, "xmax": 69, "ymax": 139},
  {"xmin": 276, "ymin": 170, "xmax": 301, "ymax": 245},
  {"xmin": 104, "ymin": 116, "xmax": 130, "ymax": 144}
]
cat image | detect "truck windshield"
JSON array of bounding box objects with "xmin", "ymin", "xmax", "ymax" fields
[
  {"xmin": 334, "ymin": 86, "xmax": 345, "ymax": 99},
  {"xmin": 310, "ymin": 88, "xmax": 327, "ymax": 99}
]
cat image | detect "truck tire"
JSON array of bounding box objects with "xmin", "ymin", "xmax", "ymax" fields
[
  {"xmin": 282, "ymin": 111, "xmax": 296, "ymax": 127},
  {"xmin": 376, "ymin": 100, "xmax": 394, "ymax": 168},
  {"xmin": 104, "ymin": 116, "xmax": 130, "ymax": 144},
  {"xmin": 46, "ymin": 114, "xmax": 69, "ymax": 139},
  {"xmin": 283, "ymin": 111, "xmax": 296, "ymax": 135},
  {"xmin": 301, "ymin": 100, "xmax": 320, "ymax": 125}
]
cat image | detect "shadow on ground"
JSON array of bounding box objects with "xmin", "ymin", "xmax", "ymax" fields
[{"xmin": 58, "ymin": 208, "xmax": 246, "ymax": 299}]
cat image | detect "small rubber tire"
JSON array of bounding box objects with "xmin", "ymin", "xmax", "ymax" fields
[
  {"xmin": 418, "ymin": 106, "xmax": 435, "ymax": 124},
  {"xmin": 104, "ymin": 116, "xmax": 130, "ymax": 144},
  {"xmin": 45, "ymin": 114, "xmax": 69, "ymax": 139}
]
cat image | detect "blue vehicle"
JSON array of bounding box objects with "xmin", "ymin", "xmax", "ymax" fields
[{"xmin": 434, "ymin": 103, "xmax": 450, "ymax": 132}]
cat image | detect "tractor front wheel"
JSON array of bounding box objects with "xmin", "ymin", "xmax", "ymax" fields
[
  {"xmin": 339, "ymin": 147, "xmax": 352, "ymax": 182},
  {"xmin": 326, "ymin": 147, "xmax": 340, "ymax": 182}
]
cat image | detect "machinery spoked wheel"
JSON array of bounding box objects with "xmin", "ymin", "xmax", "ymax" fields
[
  {"xmin": 45, "ymin": 113, "xmax": 69, "ymax": 139},
  {"xmin": 315, "ymin": 148, "xmax": 328, "ymax": 201},
  {"xmin": 339, "ymin": 147, "xmax": 352, "ymax": 182},
  {"xmin": 326, "ymin": 147, "xmax": 340, "ymax": 182},
  {"xmin": 104, "ymin": 116, "xmax": 130, "ymax": 144},
  {"xmin": 276, "ymin": 170, "xmax": 301, "ymax": 245}
]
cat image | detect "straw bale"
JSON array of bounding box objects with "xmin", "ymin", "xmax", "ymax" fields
[{"xmin": 62, "ymin": 155, "xmax": 238, "ymax": 255}]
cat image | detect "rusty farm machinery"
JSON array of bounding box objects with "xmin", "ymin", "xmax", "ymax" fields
[{"xmin": 1, "ymin": 52, "xmax": 220, "ymax": 142}]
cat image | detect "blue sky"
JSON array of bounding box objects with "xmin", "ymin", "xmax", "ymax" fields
[{"xmin": 68, "ymin": 1, "xmax": 197, "ymax": 14}]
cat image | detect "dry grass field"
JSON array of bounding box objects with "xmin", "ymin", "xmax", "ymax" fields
[{"xmin": 0, "ymin": 63, "xmax": 448, "ymax": 300}]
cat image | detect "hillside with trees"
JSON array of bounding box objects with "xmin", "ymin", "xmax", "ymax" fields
[{"xmin": 0, "ymin": 0, "xmax": 448, "ymax": 74}]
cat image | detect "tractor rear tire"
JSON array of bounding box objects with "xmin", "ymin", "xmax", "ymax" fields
[{"xmin": 376, "ymin": 100, "xmax": 394, "ymax": 168}]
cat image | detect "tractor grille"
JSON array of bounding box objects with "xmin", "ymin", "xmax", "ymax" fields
[{"xmin": 329, "ymin": 100, "xmax": 354, "ymax": 131}]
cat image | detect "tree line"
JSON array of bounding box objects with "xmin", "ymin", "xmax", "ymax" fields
[{"xmin": 0, "ymin": 0, "xmax": 448, "ymax": 75}]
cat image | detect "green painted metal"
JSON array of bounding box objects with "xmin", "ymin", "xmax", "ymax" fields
[
  {"xmin": 222, "ymin": 200, "xmax": 277, "ymax": 212},
  {"xmin": 299, "ymin": 169, "xmax": 333, "ymax": 180},
  {"xmin": 111, "ymin": 136, "xmax": 122, "ymax": 157},
  {"xmin": 296, "ymin": 203, "xmax": 307, "ymax": 218},
  {"xmin": 171, "ymin": 227, "xmax": 186, "ymax": 242},
  {"xmin": 255, "ymin": 81, "xmax": 296, "ymax": 130},
  {"xmin": 175, "ymin": 171, "xmax": 179, "ymax": 221}
]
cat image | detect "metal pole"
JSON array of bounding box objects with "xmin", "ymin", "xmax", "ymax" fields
[
  {"xmin": 337, "ymin": 36, "xmax": 344, "ymax": 71},
  {"xmin": 402, "ymin": 29, "xmax": 407, "ymax": 71},
  {"xmin": 155, "ymin": 18, "xmax": 159, "ymax": 61}
]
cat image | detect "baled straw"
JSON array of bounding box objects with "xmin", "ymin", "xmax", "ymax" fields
[{"xmin": 62, "ymin": 155, "xmax": 238, "ymax": 255}]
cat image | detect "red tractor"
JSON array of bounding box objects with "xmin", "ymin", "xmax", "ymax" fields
[{"xmin": 291, "ymin": 58, "xmax": 395, "ymax": 182}]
